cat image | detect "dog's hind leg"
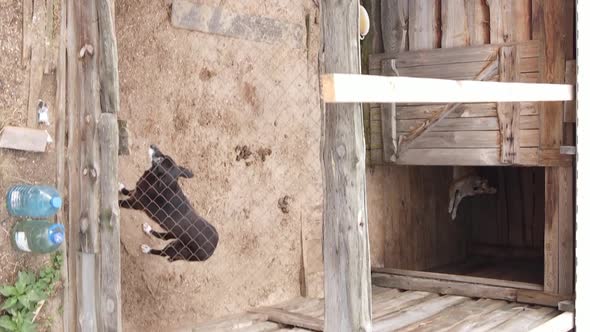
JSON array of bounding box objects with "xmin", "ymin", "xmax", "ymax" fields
[
  {"xmin": 142, "ymin": 223, "xmax": 176, "ymax": 240},
  {"xmin": 119, "ymin": 183, "xmax": 133, "ymax": 196},
  {"xmin": 141, "ymin": 240, "xmax": 185, "ymax": 261}
]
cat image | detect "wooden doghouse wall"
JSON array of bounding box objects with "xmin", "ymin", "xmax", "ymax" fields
[{"xmin": 364, "ymin": 0, "xmax": 575, "ymax": 284}]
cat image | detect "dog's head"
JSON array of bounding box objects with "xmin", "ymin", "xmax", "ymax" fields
[
  {"xmin": 472, "ymin": 178, "xmax": 497, "ymax": 195},
  {"xmin": 148, "ymin": 144, "xmax": 194, "ymax": 181}
]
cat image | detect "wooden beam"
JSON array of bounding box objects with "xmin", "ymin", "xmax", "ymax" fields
[
  {"xmin": 564, "ymin": 60, "xmax": 576, "ymax": 123},
  {"xmin": 372, "ymin": 267, "xmax": 543, "ymax": 291},
  {"xmin": 97, "ymin": 0, "xmax": 120, "ymax": 115},
  {"xmin": 249, "ymin": 308, "xmax": 323, "ymax": 331},
  {"xmin": 320, "ymin": 74, "xmax": 574, "ymax": 104},
  {"xmin": 98, "ymin": 114, "xmax": 121, "ymax": 332},
  {"xmin": 529, "ymin": 312, "xmax": 574, "ymax": 332},
  {"xmin": 498, "ymin": 46, "xmax": 521, "ymax": 163},
  {"xmin": 55, "ymin": 0, "xmax": 71, "ymax": 330},
  {"xmin": 373, "ymin": 272, "xmax": 571, "ymax": 307},
  {"xmin": 77, "ymin": 0, "xmax": 100, "ymax": 330},
  {"xmin": 65, "ymin": 0, "xmax": 80, "ymax": 330},
  {"xmin": 320, "ymin": 0, "xmax": 372, "ymax": 331}
]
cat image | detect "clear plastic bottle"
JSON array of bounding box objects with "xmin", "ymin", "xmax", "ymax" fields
[
  {"xmin": 6, "ymin": 185, "xmax": 62, "ymax": 218},
  {"xmin": 11, "ymin": 221, "xmax": 65, "ymax": 253}
]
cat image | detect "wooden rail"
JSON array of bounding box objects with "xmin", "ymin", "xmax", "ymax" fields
[{"xmin": 320, "ymin": 74, "xmax": 574, "ymax": 104}]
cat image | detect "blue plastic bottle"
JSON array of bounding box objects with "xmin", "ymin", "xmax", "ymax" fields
[
  {"xmin": 6, "ymin": 185, "xmax": 62, "ymax": 218},
  {"xmin": 11, "ymin": 221, "xmax": 64, "ymax": 253}
]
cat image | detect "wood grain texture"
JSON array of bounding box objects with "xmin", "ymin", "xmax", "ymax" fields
[
  {"xmin": 558, "ymin": 165, "xmax": 574, "ymax": 295},
  {"xmin": 498, "ymin": 46, "xmax": 521, "ymax": 163},
  {"xmin": 564, "ymin": 60, "xmax": 576, "ymax": 123},
  {"xmin": 27, "ymin": 0, "xmax": 47, "ymax": 127},
  {"xmin": 97, "ymin": 0, "xmax": 120, "ymax": 114},
  {"xmin": 533, "ymin": 0, "xmax": 566, "ymax": 149},
  {"xmin": 320, "ymin": 0, "xmax": 372, "ymax": 330},
  {"xmin": 65, "ymin": 0, "xmax": 80, "ymax": 330},
  {"xmin": 381, "ymin": 0, "xmax": 408, "ymax": 54},
  {"xmin": 55, "ymin": 0, "xmax": 71, "ymax": 330},
  {"xmin": 98, "ymin": 114, "xmax": 122, "ymax": 332},
  {"xmin": 544, "ymin": 167, "xmax": 559, "ymax": 293},
  {"xmin": 488, "ymin": 0, "xmax": 531, "ymax": 43},
  {"xmin": 77, "ymin": 0, "xmax": 100, "ymax": 330},
  {"xmin": 408, "ymin": 0, "xmax": 440, "ymax": 51},
  {"xmin": 441, "ymin": 0, "xmax": 469, "ymax": 48},
  {"xmin": 466, "ymin": 0, "xmax": 490, "ymax": 45},
  {"xmin": 249, "ymin": 308, "xmax": 323, "ymax": 331}
]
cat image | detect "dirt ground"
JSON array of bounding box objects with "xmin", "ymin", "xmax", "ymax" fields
[
  {"xmin": 0, "ymin": 0, "xmax": 63, "ymax": 331},
  {"xmin": 115, "ymin": 0, "xmax": 322, "ymax": 330}
]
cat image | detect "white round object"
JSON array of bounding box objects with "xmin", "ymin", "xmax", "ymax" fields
[{"xmin": 359, "ymin": 5, "xmax": 370, "ymax": 40}]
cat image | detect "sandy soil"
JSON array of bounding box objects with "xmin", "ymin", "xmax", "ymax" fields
[
  {"xmin": 0, "ymin": 0, "xmax": 62, "ymax": 331},
  {"xmin": 115, "ymin": 0, "xmax": 322, "ymax": 330}
]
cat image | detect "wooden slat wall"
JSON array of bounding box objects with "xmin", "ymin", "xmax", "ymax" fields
[{"xmin": 369, "ymin": 0, "xmax": 466, "ymax": 272}]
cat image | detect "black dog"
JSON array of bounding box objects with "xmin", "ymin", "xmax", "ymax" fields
[{"xmin": 119, "ymin": 144, "xmax": 218, "ymax": 262}]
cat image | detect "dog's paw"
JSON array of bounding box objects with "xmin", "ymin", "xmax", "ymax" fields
[
  {"xmin": 142, "ymin": 223, "xmax": 152, "ymax": 235},
  {"xmin": 118, "ymin": 182, "xmax": 125, "ymax": 192},
  {"xmin": 140, "ymin": 244, "xmax": 151, "ymax": 254}
]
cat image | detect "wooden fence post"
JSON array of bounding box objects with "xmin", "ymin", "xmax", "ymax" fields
[{"xmin": 320, "ymin": 0, "xmax": 372, "ymax": 331}]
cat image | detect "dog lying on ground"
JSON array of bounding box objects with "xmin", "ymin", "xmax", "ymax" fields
[{"xmin": 119, "ymin": 144, "xmax": 218, "ymax": 262}]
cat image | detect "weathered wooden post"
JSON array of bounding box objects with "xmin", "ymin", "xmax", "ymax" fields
[
  {"xmin": 319, "ymin": 0, "xmax": 372, "ymax": 331},
  {"xmin": 97, "ymin": 0, "xmax": 122, "ymax": 330}
]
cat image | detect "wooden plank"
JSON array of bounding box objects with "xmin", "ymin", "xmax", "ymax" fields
[
  {"xmin": 381, "ymin": 0, "xmax": 408, "ymax": 54},
  {"xmin": 98, "ymin": 114, "xmax": 121, "ymax": 332},
  {"xmin": 465, "ymin": 0, "xmax": 489, "ymax": 45},
  {"xmin": 372, "ymin": 268, "xmax": 544, "ymax": 291},
  {"xmin": 373, "ymin": 295, "xmax": 468, "ymax": 332},
  {"xmin": 372, "ymin": 291, "xmax": 437, "ymax": 320},
  {"xmin": 55, "ymin": 0, "xmax": 71, "ymax": 330},
  {"xmin": 488, "ymin": 0, "xmax": 531, "ymax": 43},
  {"xmin": 408, "ymin": 0, "xmax": 440, "ymax": 51},
  {"xmin": 369, "ymin": 40, "xmax": 541, "ymax": 71},
  {"xmin": 529, "ymin": 312, "xmax": 574, "ymax": 332},
  {"xmin": 492, "ymin": 306, "xmax": 557, "ymax": 331},
  {"xmin": 320, "ymin": 0, "xmax": 371, "ymax": 331},
  {"xmin": 397, "ymin": 103, "xmax": 496, "ymax": 119},
  {"xmin": 192, "ymin": 313, "xmax": 268, "ymax": 332},
  {"xmin": 373, "ymin": 272, "xmax": 518, "ymax": 301},
  {"xmin": 396, "ymin": 57, "xmax": 538, "ymax": 79},
  {"xmin": 77, "ymin": 0, "xmax": 100, "ymax": 330},
  {"xmin": 564, "ymin": 60, "xmax": 576, "ymax": 122},
  {"xmin": 516, "ymin": 290, "xmax": 572, "ymax": 307},
  {"xmin": 558, "ymin": 300, "xmax": 574, "ymax": 313},
  {"xmin": 27, "ymin": 0, "xmax": 47, "ymax": 127},
  {"xmin": 558, "ymin": 165, "xmax": 574, "ymax": 295},
  {"xmin": 396, "ymin": 147, "xmax": 568, "ymax": 166},
  {"xmin": 441, "ymin": 0, "xmax": 469, "ymax": 48},
  {"xmin": 445, "ymin": 302, "xmax": 526, "ymax": 332},
  {"xmin": 395, "ymin": 299, "xmax": 506, "ymax": 332},
  {"xmin": 65, "ymin": 0, "xmax": 80, "ymax": 329},
  {"xmin": 374, "ymin": 272, "xmax": 572, "ymax": 307},
  {"xmin": 545, "ymin": 167, "xmax": 559, "ymax": 293},
  {"xmin": 404, "ymin": 131, "xmax": 501, "ymax": 149},
  {"xmin": 320, "ymin": 74, "xmax": 574, "ymax": 104},
  {"xmin": 498, "ymin": 46, "xmax": 521, "ymax": 163},
  {"xmin": 171, "ymin": 0, "xmax": 305, "ymax": 49},
  {"xmin": 97, "ymin": 0, "xmax": 120, "ymax": 114},
  {"xmin": 534, "ymin": 0, "xmax": 566, "ymax": 149},
  {"xmin": 398, "ymin": 117, "xmax": 499, "ymax": 132},
  {"xmin": 249, "ymin": 308, "xmax": 323, "ymax": 332},
  {"xmin": 381, "ymin": 61, "xmax": 398, "ymax": 161}
]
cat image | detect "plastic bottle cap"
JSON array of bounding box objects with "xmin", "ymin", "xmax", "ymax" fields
[
  {"xmin": 49, "ymin": 224, "xmax": 65, "ymax": 245},
  {"xmin": 50, "ymin": 197, "xmax": 62, "ymax": 209}
]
